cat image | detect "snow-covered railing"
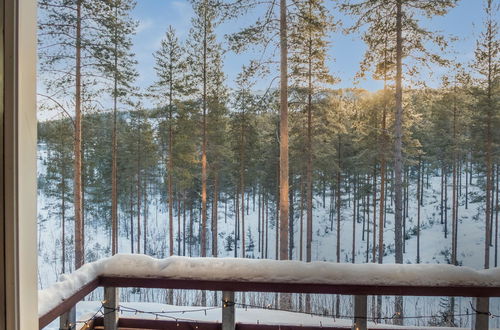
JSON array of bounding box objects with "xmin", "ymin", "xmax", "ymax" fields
[{"xmin": 39, "ymin": 254, "xmax": 500, "ymax": 330}]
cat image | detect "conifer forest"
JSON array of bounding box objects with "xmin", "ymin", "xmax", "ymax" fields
[{"xmin": 37, "ymin": 0, "xmax": 499, "ymax": 327}]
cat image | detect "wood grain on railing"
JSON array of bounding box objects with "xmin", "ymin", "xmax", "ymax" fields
[{"xmin": 99, "ymin": 275, "xmax": 500, "ymax": 297}]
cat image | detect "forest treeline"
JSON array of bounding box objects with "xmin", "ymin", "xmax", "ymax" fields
[
  {"xmin": 38, "ymin": 0, "xmax": 498, "ymax": 320},
  {"xmin": 38, "ymin": 82, "xmax": 499, "ymax": 263}
]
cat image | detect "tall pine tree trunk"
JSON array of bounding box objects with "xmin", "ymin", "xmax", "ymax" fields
[
  {"xmin": 452, "ymin": 93, "xmax": 459, "ymax": 265},
  {"xmin": 168, "ymin": 99, "xmax": 174, "ymax": 256},
  {"xmin": 336, "ymin": 137, "xmax": 341, "ymax": 264},
  {"xmin": 130, "ymin": 184, "xmax": 134, "ymax": 254},
  {"xmin": 378, "ymin": 75, "xmax": 387, "ymax": 264},
  {"xmin": 306, "ymin": 11, "xmax": 313, "ymax": 264},
  {"xmin": 279, "ymin": 0, "xmax": 289, "ymax": 263},
  {"xmin": 445, "ymin": 166, "xmax": 448, "ymax": 238},
  {"xmin": 200, "ymin": 0, "xmax": 208, "ymax": 258},
  {"xmin": 394, "ymin": 0, "xmax": 404, "ymax": 323},
  {"xmin": 372, "ymin": 166, "xmax": 377, "ymax": 263},
  {"xmin": 300, "ymin": 178, "xmax": 304, "ymax": 261},
  {"xmin": 183, "ymin": 196, "xmax": 187, "ymax": 256},
  {"xmin": 306, "ymin": 114, "xmax": 313, "ymax": 261},
  {"xmin": 62, "ymin": 160, "xmax": 66, "ymax": 273},
  {"xmin": 265, "ymin": 195, "xmax": 269, "ymax": 258},
  {"xmin": 177, "ymin": 195, "xmax": 181, "ymax": 256},
  {"xmin": 417, "ymin": 158, "xmax": 421, "ymax": 264},
  {"xmin": 74, "ymin": 0, "xmax": 84, "ymax": 270},
  {"xmin": 144, "ymin": 183, "xmax": 148, "ymax": 255},
  {"xmin": 289, "ymin": 174, "xmax": 294, "ymax": 260},
  {"xmin": 136, "ymin": 138, "xmax": 141, "ymax": 255},
  {"xmin": 189, "ymin": 204, "xmax": 193, "ymax": 257},
  {"xmin": 240, "ymin": 110, "xmax": 246, "ymax": 258},
  {"xmin": 235, "ymin": 189, "xmax": 239, "ymax": 258},
  {"xmin": 212, "ymin": 172, "xmax": 219, "ymax": 257},
  {"xmin": 465, "ymin": 154, "xmax": 469, "ymax": 209},
  {"xmin": 111, "ymin": 35, "xmax": 118, "ymax": 256},
  {"xmin": 441, "ymin": 166, "xmax": 444, "ymax": 225},
  {"xmin": 258, "ymin": 187, "xmax": 261, "ymax": 254},
  {"xmin": 495, "ymin": 163, "xmax": 499, "ymax": 267},
  {"xmin": 365, "ymin": 176, "xmax": 370, "ymax": 263},
  {"xmin": 352, "ymin": 174, "xmax": 356, "ymax": 263},
  {"xmin": 484, "ymin": 58, "xmax": 493, "ymax": 269},
  {"xmin": 279, "ymin": 2, "xmax": 290, "ymax": 305}
]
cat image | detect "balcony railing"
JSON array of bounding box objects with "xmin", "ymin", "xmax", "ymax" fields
[{"xmin": 38, "ymin": 255, "xmax": 500, "ymax": 330}]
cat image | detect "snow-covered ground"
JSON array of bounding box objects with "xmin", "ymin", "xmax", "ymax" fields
[{"xmin": 37, "ymin": 144, "xmax": 500, "ymax": 328}]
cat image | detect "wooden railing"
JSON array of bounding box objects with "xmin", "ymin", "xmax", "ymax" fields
[{"xmin": 39, "ymin": 274, "xmax": 499, "ymax": 330}]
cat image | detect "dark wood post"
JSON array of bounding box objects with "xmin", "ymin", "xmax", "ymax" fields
[
  {"xmin": 353, "ymin": 295, "xmax": 367, "ymax": 330},
  {"xmin": 472, "ymin": 297, "xmax": 489, "ymax": 330}
]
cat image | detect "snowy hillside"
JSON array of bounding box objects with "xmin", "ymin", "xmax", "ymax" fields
[{"xmin": 37, "ymin": 144, "xmax": 500, "ymax": 328}]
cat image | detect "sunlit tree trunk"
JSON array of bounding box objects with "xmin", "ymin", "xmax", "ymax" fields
[
  {"xmin": 200, "ymin": 0, "xmax": 208, "ymax": 258},
  {"xmin": 212, "ymin": 173, "xmax": 219, "ymax": 257},
  {"xmin": 279, "ymin": 0, "xmax": 290, "ymax": 303},
  {"xmin": 279, "ymin": 0, "xmax": 289, "ymax": 262}
]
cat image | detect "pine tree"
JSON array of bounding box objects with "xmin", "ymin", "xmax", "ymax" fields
[
  {"xmin": 187, "ymin": 0, "xmax": 225, "ymax": 258},
  {"xmin": 290, "ymin": 0, "xmax": 336, "ymax": 266},
  {"xmin": 91, "ymin": 0, "xmax": 138, "ymax": 255},
  {"xmin": 278, "ymin": 0, "xmax": 290, "ymax": 268},
  {"xmin": 38, "ymin": 117, "xmax": 74, "ymax": 274},
  {"xmin": 39, "ymin": 0, "xmax": 108, "ymax": 268},
  {"xmin": 472, "ymin": 0, "xmax": 499, "ymax": 270},
  {"xmin": 150, "ymin": 26, "xmax": 189, "ymax": 257},
  {"xmin": 231, "ymin": 67, "xmax": 258, "ymax": 258},
  {"xmin": 225, "ymin": 0, "xmax": 293, "ymax": 270},
  {"xmin": 207, "ymin": 51, "xmax": 229, "ymax": 259},
  {"xmin": 172, "ymin": 100, "xmax": 201, "ymax": 257},
  {"xmin": 341, "ymin": 0, "xmax": 458, "ymax": 322}
]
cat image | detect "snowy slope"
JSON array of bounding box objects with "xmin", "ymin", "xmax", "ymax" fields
[{"xmin": 37, "ymin": 144, "xmax": 500, "ymax": 327}]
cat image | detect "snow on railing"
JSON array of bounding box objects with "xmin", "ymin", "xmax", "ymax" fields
[{"xmin": 38, "ymin": 254, "xmax": 500, "ymax": 330}]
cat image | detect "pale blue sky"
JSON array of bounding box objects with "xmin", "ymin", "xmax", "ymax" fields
[{"xmin": 131, "ymin": 0, "xmax": 486, "ymax": 100}]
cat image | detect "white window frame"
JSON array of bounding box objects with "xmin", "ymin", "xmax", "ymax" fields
[{"xmin": 1, "ymin": 0, "xmax": 38, "ymax": 329}]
